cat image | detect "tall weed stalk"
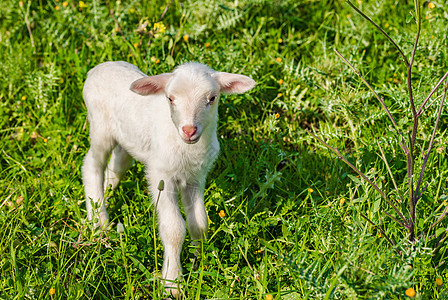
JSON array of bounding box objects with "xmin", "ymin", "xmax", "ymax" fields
[{"xmin": 308, "ymin": 1, "xmax": 448, "ymax": 248}]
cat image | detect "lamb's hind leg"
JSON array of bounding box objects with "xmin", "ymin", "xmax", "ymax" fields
[
  {"xmin": 83, "ymin": 139, "xmax": 116, "ymax": 229},
  {"xmin": 104, "ymin": 145, "xmax": 133, "ymax": 191}
]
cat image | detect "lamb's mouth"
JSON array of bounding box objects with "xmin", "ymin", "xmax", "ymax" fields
[{"xmin": 184, "ymin": 136, "xmax": 200, "ymax": 144}]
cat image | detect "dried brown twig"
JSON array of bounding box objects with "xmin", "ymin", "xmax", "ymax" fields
[{"xmin": 308, "ymin": 0, "xmax": 448, "ymax": 246}]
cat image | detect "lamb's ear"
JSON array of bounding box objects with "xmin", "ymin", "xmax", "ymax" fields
[
  {"xmin": 130, "ymin": 73, "xmax": 172, "ymax": 95},
  {"xmin": 212, "ymin": 72, "xmax": 256, "ymax": 94}
]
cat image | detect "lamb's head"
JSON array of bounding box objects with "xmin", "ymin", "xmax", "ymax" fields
[{"xmin": 130, "ymin": 62, "xmax": 256, "ymax": 144}]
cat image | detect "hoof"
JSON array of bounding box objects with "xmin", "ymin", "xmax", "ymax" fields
[
  {"xmin": 93, "ymin": 211, "xmax": 110, "ymax": 230},
  {"xmin": 163, "ymin": 281, "xmax": 182, "ymax": 299}
]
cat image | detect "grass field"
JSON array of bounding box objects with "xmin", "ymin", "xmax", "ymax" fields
[{"xmin": 1, "ymin": 0, "xmax": 448, "ymax": 299}]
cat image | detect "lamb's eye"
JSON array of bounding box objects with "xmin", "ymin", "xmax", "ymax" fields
[
  {"xmin": 208, "ymin": 96, "xmax": 216, "ymax": 103},
  {"xmin": 167, "ymin": 96, "xmax": 174, "ymax": 104}
]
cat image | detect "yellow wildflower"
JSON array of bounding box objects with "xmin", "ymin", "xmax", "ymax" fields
[
  {"xmin": 183, "ymin": 35, "xmax": 189, "ymax": 42},
  {"xmin": 436, "ymin": 278, "xmax": 442, "ymax": 286},
  {"xmin": 55, "ymin": 5, "xmax": 60, "ymax": 10},
  {"xmin": 277, "ymin": 93, "xmax": 283, "ymax": 98},
  {"xmin": 205, "ymin": 42, "xmax": 210, "ymax": 48},
  {"xmin": 308, "ymin": 188, "xmax": 313, "ymax": 193},
  {"xmin": 19, "ymin": 1, "xmax": 23, "ymax": 7},
  {"xmin": 278, "ymin": 38, "xmax": 283, "ymax": 43},
  {"xmin": 340, "ymin": 198, "xmax": 345, "ymax": 205},
  {"xmin": 275, "ymin": 57, "xmax": 282, "ymax": 63},
  {"xmin": 49, "ymin": 288, "xmax": 56, "ymax": 295},
  {"xmin": 79, "ymin": 1, "xmax": 87, "ymax": 8},
  {"xmin": 274, "ymin": 113, "xmax": 280, "ymax": 119},
  {"xmin": 62, "ymin": 1, "xmax": 68, "ymax": 7},
  {"xmin": 266, "ymin": 294, "xmax": 273, "ymax": 300},
  {"xmin": 133, "ymin": 42, "xmax": 139, "ymax": 48},
  {"xmin": 278, "ymin": 79, "xmax": 284, "ymax": 85},
  {"xmin": 153, "ymin": 22, "xmax": 166, "ymax": 34},
  {"xmin": 219, "ymin": 210, "xmax": 225, "ymax": 218},
  {"xmin": 21, "ymin": 96, "xmax": 26, "ymax": 101},
  {"xmin": 405, "ymin": 287, "xmax": 416, "ymax": 297},
  {"xmin": 150, "ymin": 56, "xmax": 160, "ymax": 64},
  {"xmin": 428, "ymin": 2, "xmax": 435, "ymax": 9}
]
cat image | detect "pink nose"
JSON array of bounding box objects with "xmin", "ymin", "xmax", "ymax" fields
[{"xmin": 182, "ymin": 125, "xmax": 197, "ymax": 139}]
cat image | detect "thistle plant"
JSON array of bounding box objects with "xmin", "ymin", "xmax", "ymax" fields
[{"xmin": 308, "ymin": 0, "xmax": 448, "ymax": 247}]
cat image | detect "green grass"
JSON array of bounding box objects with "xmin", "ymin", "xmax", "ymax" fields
[{"xmin": 1, "ymin": 0, "xmax": 448, "ymax": 299}]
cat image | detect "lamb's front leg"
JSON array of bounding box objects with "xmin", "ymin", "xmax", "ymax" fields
[
  {"xmin": 150, "ymin": 176, "xmax": 185, "ymax": 296},
  {"xmin": 181, "ymin": 181, "xmax": 208, "ymax": 245}
]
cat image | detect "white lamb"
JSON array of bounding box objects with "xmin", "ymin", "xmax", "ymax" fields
[{"xmin": 82, "ymin": 61, "xmax": 256, "ymax": 295}]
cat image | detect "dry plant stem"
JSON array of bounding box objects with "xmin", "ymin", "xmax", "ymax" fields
[
  {"xmin": 306, "ymin": 129, "xmax": 407, "ymax": 225},
  {"xmin": 436, "ymin": 232, "xmax": 448, "ymax": 252},
  {"xmin": 345, "ymin": 0, "xmax": 408, "ymax": 65},
  {"xmin": 159, "ymin": 0, "xmax": 173, "ymax": 21},
  {"xmin": 372, "ymin": 168, "xmax": 378, "ymax": 187},
  {"xmin": 334, "ymin": 49, "xmax": 413, "ymax": 231},
  {"xmin": 430, "ymin": 206, "xmax": 448, "ymax": 231},
  {"xmin": 408, "ymin": 0, "xmax": 421, "ymax": 153},
  {"xmin": 382, "ymin": 210, "xmax": 406, "ymax": 228},
  {"xmin": 333, "ymin": 49, "xmax": 409, "ymax": 156},
  {"xmin": 415, "ymin": 184, "xmax": 428, "ymax": 202},
  {"xmin": 413, "ymin": 98, "xmax": 446, "ymax": 205},
  {"xmin": 424, "ymin": 94, "xmax": 444, "ymax": 115},
  {"xmin": 414, "ymin": 78, "xmax": 448, "ymax": 205},
  {"xmin": 346, "ymin": 0, "xmax": 422, "ymax": 242},
  {"xmin": 359, "ymin": 212, "xmax": 395, "ymax": 247},
  {"xmin": 326, "ymin": 0, "xmax": 448, "ymax": 245},
  {"xmin": 406, "ymin": 2, "xmax": 422, "ymax": 239},
  {"xmin": 417, "ymin": 70, "xmax": 448, "ymax": 116}
]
